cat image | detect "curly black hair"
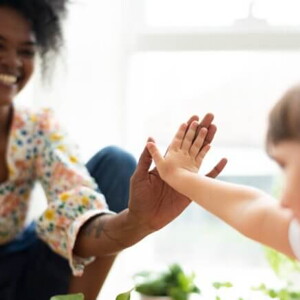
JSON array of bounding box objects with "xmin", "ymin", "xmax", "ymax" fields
[{"xmin": 0, "ymin": 0, "xmax": 68, "ymax": 64}]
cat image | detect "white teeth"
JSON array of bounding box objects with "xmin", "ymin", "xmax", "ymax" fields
[{"xmin": 0, "ymin": 74, "xmax": 18, "ymax": 85}]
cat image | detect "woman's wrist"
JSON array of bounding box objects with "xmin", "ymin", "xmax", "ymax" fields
[
  {"xmin": 74, "ymin": 209, "xmax": 153, "ymax": 257},
  {"xmin": 102, "ymin": 209, "xmax": 153, "ymax": 248}
]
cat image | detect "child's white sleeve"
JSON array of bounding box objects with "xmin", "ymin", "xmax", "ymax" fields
[{"xmin": 288, "ymin": 219, "xmax": 300, "ymax": 260}]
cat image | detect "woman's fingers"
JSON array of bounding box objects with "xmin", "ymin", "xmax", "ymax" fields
[
  {"xmin": 198, "ymin": 113, "xmax": 214, "ymax": 129},
  {"xmin": 205, "ymin": 158, "xmax": 228, "ymax": 178},
  {"xmin": 147, "ymin": 141, "xmax": 164, "ymax": 167},
  {"xmin": 186, "ymin": 115, "xmax": 200, "ymax": 126},
  {"xmin": 203, "ymin": 124, "xmax": 217, "ymax": 146}
]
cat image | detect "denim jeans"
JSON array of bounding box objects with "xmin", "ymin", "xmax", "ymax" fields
[
  {"xmin": 86, "ymin": 146, "xmax": 136, "ymax": 213},
  {"xmin": 0, "ymin": 146, "xmax": 136, "ymax": 300}
]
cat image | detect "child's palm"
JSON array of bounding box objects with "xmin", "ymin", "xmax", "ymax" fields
[{"xmin": 148, "ymin": 121, "xmax": 212, "ymax": 179}]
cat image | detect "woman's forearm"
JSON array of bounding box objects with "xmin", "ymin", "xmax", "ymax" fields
[{"xmin": 74, "ymin": 209, "xmax": 153, "ymax": 257}]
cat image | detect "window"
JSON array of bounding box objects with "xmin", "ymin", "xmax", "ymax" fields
[
  {"xmin": 18, "ymin": 1, "xmax": 300, "ymax": 298},
  {"xmin": 100, "ymin": 1, "xmax": 300, "ymax": 299},
  {"xmin": 144, "ymin": 0, "xmax": 300, "ymax": 27}
]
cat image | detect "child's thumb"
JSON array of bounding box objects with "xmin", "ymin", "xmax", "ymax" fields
[{"xmin": 146, "ymin": 141, "xmax": 163, "ymax": 166}]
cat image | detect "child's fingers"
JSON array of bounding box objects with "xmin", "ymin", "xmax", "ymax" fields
[
  {"xmin": 196, "ymin": 143, "xmax": 211, "ymax": 163},
  {"xmin": 181, "ymin": 121, "xmax": 199, "ymax": 151},
  {"xmin": 169, "ymin": 123, "xmax": 188, "ymax": 151},
  {"xmin": 205, "ymin": 158, "xmax": 228, "ymax": 178},
  {"xmin": 147, "ymin": 141, "xmax": 164, "ymax": 167},
  {"xmin": 190, "ymin": 127, "xmax": 208, "ymax": 158}
]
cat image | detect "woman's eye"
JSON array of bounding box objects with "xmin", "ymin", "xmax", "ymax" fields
[{"xmin": 19, "ymin": 49, "xmax": 36, "ymax": 58}]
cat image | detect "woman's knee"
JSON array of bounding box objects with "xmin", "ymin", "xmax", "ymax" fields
[
  {"xmin": 86, "ymin": 146, "xmax": 136, "ymax": 177},
  {"xmin": 100, "ymin": 146, "xmax": 136, "ymax": 170}
]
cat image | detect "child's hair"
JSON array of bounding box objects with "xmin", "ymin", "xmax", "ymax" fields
[
  {"xmin": 0, "ymin": 0, "xmax": 68, "ymax": 69},
  {"xmin": 267, "ymin": 84, "xmax": 300, "ymax": 148}
]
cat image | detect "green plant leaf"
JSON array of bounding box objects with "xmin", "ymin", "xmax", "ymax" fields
[
  {"xmin": 132, "ymin": 263, "xmax": 200, "ymax": 298},
  {"xmin": 264, "ymin": 247, "xmax": 300, "ymax": 279},
  {"xmin": 177, "ymin": 272, "xmax": 191, "ymax": 292},
  {"xmin": 252, "ymin": 283, "xmax": 300, "ymax": 300},
  {"xmin": 136, "ymin": 280, "xmax": 168, "ymax": 296},
  {"xmin": 212, "ymin": 282, "xmax": 233, "ymax": 289},
  {"xmin": 50, "ymin": 294, "xmax": 84, "ymax": 300},
  {"xmin": 168, "ymin": 287, "xmax": 188, "ymax": 300},
  {"xmin": 115, "ymin": 290, "xmax": 132, "ymax": 300}
]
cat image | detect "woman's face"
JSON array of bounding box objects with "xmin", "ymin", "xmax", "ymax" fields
[
  {"xmin": 0, "ymin": 6, "xmax": 36, "ymax": 106},
  {"xmin": 269, "ymin": 140, "xmax": 300, "ymax": 221}
]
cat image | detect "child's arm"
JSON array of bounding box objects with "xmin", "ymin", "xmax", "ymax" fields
[{"xmin": 147, "ymin": 121, "xmax": 295, "ymax": 258}]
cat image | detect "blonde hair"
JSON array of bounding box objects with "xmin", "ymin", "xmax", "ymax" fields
[{"xmin": 267, "ymin": 84, "xmax": 300, "ymax": 149}]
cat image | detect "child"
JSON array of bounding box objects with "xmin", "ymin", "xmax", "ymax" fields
[
  {"xmin": 0, "ymin": 1, "xmax": 226, "ymax": 299},
  {"xmin": 147, "ymin": 84, "xmax": 300, "ymax": 262}
]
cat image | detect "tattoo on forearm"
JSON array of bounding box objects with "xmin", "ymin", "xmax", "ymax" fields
[
  {"xmin": 80, "ymin": 213, "xmax": 132, "ymax": 250},
  {"xmin": 81, "ymin": 215, "xmax": 107, "ymax": 239}
]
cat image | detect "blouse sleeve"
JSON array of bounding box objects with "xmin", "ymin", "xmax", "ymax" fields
[{"xmin": 34, "ymin": 108, "xmax": 113, "ymax": 276}]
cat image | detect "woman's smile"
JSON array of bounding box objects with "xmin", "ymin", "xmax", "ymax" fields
[{"xmin": 0, "ymin": 6, "xmax": 36, "ymax": 106}]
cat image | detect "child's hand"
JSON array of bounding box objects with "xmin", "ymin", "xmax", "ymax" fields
[
  {"xmin": 128, "ymin": 113, "xmax": 226, "ymax": 232},
  {"xmin": 147, "ymin": 120, "xmax": 217, "ymax": 184}
]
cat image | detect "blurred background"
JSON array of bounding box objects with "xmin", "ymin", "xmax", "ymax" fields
[{"xmin": 16, "ymin": 0, "xmax": 300, "ymax": 298}]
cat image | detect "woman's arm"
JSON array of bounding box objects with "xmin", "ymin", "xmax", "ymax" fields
[
  {"xmin": 74, "ymin": 209, "xmax": 152, "ymax": 256},
  {"xmin": 75, "ymin": 114, "xmax": 228, "ymax": 257}
]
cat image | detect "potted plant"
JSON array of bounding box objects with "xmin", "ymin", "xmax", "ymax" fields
[{"xmin": 116, "ymin": 264, "xmax": 200, "ymax": 300}]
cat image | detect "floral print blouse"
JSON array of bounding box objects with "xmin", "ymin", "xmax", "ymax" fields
[{"xmin": 0, "ymin": 106, "xmax": 112, "ymax": 276}]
